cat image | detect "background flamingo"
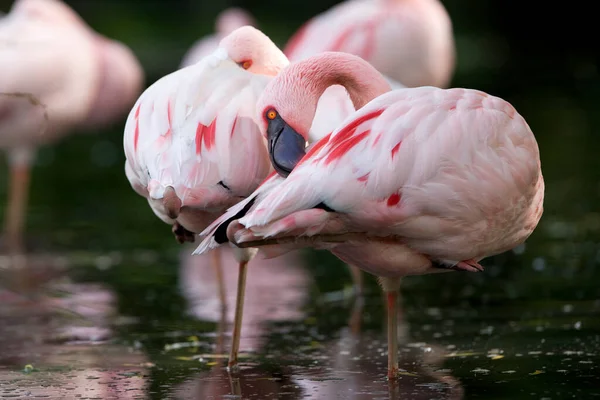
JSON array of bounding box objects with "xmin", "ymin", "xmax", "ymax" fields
[
  {"xmin": 284, "ymin": 0, "xmax": 456, "ymax": 89},
  {"xmin": 0, "ymin": 0, "xmax": 143, "ymax": 254},
  {"xmin": 179, "ymin": 7, "xmax": 257, "ymax": 68},
  {"xmin": 195, "ymin": 52, "xmax": 544, "ymax": 378}
]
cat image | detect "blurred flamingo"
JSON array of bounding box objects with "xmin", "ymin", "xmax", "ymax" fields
[
  {"xmin": 0, "ymin": 0, "xmax": 144, "ymax": 254},
  {"xmin": 195, "ymin": 52, "xmax": 545, "ymax": 378},
  {"xmin": 284, "ymin": 0, "xmax": 455, "ymax": 88},
  {"xmin": 180, "ymin": 7, "xmax": 257, "ymax": 68}
]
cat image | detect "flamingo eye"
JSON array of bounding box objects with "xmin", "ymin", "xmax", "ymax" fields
[
  {"xmin": 266, "ymin": 109, "xmax": 277, "ymax": 120},
  {"xmin": 240, "ymin": 60, "xmax": 252, "ymax": 70}
]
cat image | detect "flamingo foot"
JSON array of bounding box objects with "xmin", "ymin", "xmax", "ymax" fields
[
  {"xmin": 432, "ymin": 258, "xmax": 484, "ymax": 272},
  {"xmin": 452, "ymin": 259, "xmax": 484, "ymax": 272},
  {"xmin": 172, "ymin": 222, "xmax": 195, "ymax": 244}
]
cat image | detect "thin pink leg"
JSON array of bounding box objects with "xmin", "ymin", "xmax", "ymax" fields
[
  {"xmin": 348, "ymin": 264, "xmax": 364, "ymax": 296},
  {"xmin": 386, "ymin": 289, "xmax": 399, "ymax": 379},
  {"xmin": 228, "ymin": 260, "xmax": 248, "ymax": 372},
  {"xmin": 379, "ymin": 276, "xmax": 401, "ymax": 379},
  {"xmin": 347, "ymin": 264, "xmax": 364, "ymax": 334},
  {"xmin": 3, "ymin": 162, "xmax": 31, "ymax": 254}
]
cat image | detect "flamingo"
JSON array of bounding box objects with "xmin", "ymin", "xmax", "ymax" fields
[
  {"xmin": 284, "ymin": 0, "xmax": 450, "ymax": 300},
  {"xmin": 0, "ymin": 0, "xmax": 144, "ymax": 254},
  {"xmin": 124, "ymin": 26, "xmax": 354, "ymax": 371},
  {"xmin": 180, "ymin": 7, "xmax": 256, "ymax": 68},
  {"xmin": 194, "ymin": 52, "xmax": 545, "ymax": 378},
  {"xmin": 283, "ymin": 0, "xmax": 456, "ymax": 89}
]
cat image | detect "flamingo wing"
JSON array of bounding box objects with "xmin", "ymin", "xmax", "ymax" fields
[
  {"xmin": 209, "ymin": 87, "xmax": 541, "ymax": 261},
  {"xmin": 123, "ymin": 48, "xmax": 273, "ymax": 218}
]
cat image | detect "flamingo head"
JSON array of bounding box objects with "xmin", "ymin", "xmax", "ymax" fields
[
  {"xmin": 215, "ymin": 7, "xmax": 257, "ymax": 35},
  {"xmin": 255, "ymin": 61, "xmax": 320, "ymax": 178},
  {"xmin": 219, "ymin": 26, "xmax": 289, "ymax": 76},
  {"xmin": 256, "ymin": 52, "xmax": 392, "ymax": 178}
]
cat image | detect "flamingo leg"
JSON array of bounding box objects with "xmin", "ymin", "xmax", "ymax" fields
[
  {"xmin": 3, "ymin": 161, "xmax": 31, "ymax": 254},
  {"xmin": 347, "ymin": 264, "xmax": 364, "ymax": 333},
  {"xmin": 348, "ymin": 264, "xmax": 364, "ymax": 297},
  {"xmin": 211, "ymin": 247, "xmax": 227, "ymax": 312},
  {"xmin": 348, "ymin": 292, "xmax": 364, "ymax": 335},
  {"xmin": 228, "ymin": 260, "xmax": 248, "ymax": 372},
  {"xmin": 386, "ymin": 290, "xmax": 399, "ymax": 379},
  {"xmin": 379, "ymin": 277, "xmax": 401, "ymax": 379}
]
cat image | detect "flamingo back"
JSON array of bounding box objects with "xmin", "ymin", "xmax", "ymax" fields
[
  {"xmin": 284, "ymin": 0, "xmax": 455, "ymax": 88},
  {"xmin": 199, "ymin": 87, "xmax": 544, "ymax": 263}
]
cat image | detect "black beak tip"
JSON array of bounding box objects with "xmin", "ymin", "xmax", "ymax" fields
[{"xmin": 267, "ymin": 117, "xmax": 306, "ymax": 178}]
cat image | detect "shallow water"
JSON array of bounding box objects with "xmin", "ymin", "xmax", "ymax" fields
[{"xmin": 0, "ymin": 239, "xmax": 599, "ymax": 399}]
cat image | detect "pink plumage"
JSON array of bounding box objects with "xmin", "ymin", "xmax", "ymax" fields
[
  {"xmin": 284, "ymin": 0, "xmax": 456, "ymax": 88},
  {"xmin": 125, "ymin": 27, "xmax": 355, "ymax": 236},
  {"xmin": 124, "ymin": 27, "xmax": 284, "ymax": 236},
  {"xmin": 195, "ymin": 52, "xmax": 544, "ymax": 378}
]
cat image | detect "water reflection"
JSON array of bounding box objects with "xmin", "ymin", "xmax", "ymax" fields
[
  {"xmin": 178, "ymin": 246, "xmax": 312, "ymax": 354},
  {"xmin": 0, "ymin": 260, "xmax": 150, "ymax": 399},
  {"xmin": 172, "ymin": 279, "xmax": 464, "ymax": 400}
]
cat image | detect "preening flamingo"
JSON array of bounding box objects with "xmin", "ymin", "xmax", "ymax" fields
[
  {"xmin": 195, "ymin": 52, "xmax": 545, "ymax": 378},
  {"xmin": 180, "ymin": 8, "xmax": 256, "ymax": 68},
  {"xmin": 0, "ymin": 0, "xmax": 143, "ymax": 254},
  {"xmin": 284, "ymin": 0, "xmax": 456, "ymax": 88},
  {"xmin": 285, "ymin": 0, "xmax": 450, "ymax": 300},
  {"xmin": 124, "ymin": 26, "xmax": 350, "ymax": 371}
]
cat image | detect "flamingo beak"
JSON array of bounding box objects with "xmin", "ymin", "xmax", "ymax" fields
[{"xmin": 266, "ymin": 115, "xmax": 306, "ymax": 178}]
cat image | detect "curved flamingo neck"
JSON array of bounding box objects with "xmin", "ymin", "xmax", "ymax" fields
[
  {"xmin": 302, "ymin": 52, "xmax": 391, "ymax": 110},
  {"xmin": 270, "ymin": 52, "xmax": 392, "ymax": 136}
]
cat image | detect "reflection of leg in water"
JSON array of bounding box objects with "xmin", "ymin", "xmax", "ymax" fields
[
  {"xmin": 215, "ymin": 293, "xmax": 227, "ymax": 365},
  {"xmin": 211, "ymin": 247, "xmax": 228, "ymax": 313}
]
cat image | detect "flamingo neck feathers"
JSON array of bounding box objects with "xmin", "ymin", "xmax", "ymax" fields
[
  {"xmin": 300, "ymin": 52, "xmax": 391, "ymax": 110},
  {"xmin": 273, "ymin": 52, "xmax": 392, "ymax": 135}
]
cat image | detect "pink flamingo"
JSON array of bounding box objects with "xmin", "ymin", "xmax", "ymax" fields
[
  {"xmin": 284, "ymin": 0, "xmax": 449, "ymax": 299},
  {"xmin": 0, "ymin": 0, "xmax": 144, "ymax": 254},
  {"xmin": 284, "ymin": 0, "xmax": 456, "ymax": 89},
  {"xmin": 180, "ymin": 8, "xmax": 257, "ymax": 68},
  {"xmin": 195, "ymin": 52, "xmax": 545, "ymax": 378},
  {"xmin": 125, "ymin": 26, "xmax": 349, "ymax": 371}
]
